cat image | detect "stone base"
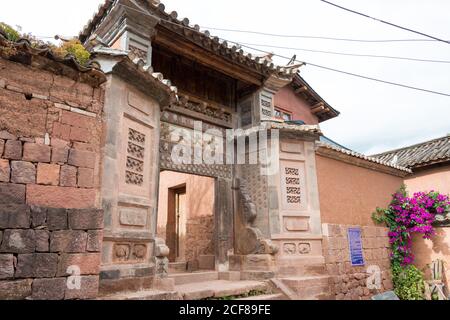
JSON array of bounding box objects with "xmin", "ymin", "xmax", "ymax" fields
[
  {"xmin": 153, "ymin": 277, "xmax": 175, "ymax": 291},
  {"xmin": 229, "ymin": 254, "xmax": 277, "ymax": 272},
  {"xmin": 276, "ymin": 255, "xmax": 327, "ymax": 277},
  {"xmin": 99, "ymin": 276, "xmax": 154, "ymax": 296}
]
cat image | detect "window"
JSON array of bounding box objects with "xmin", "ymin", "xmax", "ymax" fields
[{"xmin": 275, "ymin": 108, "xmax": 292, "ymax": 121}]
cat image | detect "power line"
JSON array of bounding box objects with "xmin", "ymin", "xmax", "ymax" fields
[
  {"xmin": 111, "ymin": 2, "xmax": 450, "ymax": 97},
  {"xmin": 239, "ymin": 42, "xmax": 450, "ymax": 64},
  {"xmin": 202, "ymin": 26, "xmax": 444, "ymax": 43},
  {"xmin": 320, "ymin": 0, "xmax": 450, "ymax": 44}
]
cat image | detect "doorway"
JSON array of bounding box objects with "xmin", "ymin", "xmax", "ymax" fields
[{"xmin": 157, "ymin": 171, "xmax": 216, "ymax": 272}]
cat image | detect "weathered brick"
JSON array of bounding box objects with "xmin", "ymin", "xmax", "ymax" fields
[
  {"xmin": 61, "ymin": 110, "xmax": 95, "ymax": 129},
  {"xmin": 65, "ymin": 275, "xmax": 99, "ymax": 300},
  {"xmin": 59, "ymin": 165, "xmax": 77, "ymax": 187},
  {"xmin": 15, "ymin": 253, "xmax": 58, "ymax": 278},
  {"xmin": 78, "ymin": 167, "xmax": 94, "ymax": 188},
  {"xmin": 0, "ymin": 229, "xmax": 35, "ymax": 253},
  {"xmin": 50, "ymin": 230, "xmax": 87, "ymax": 253},
  {"xmin": 0, "ymin": 254, "xmax": 14, "ymax": 279},
  {"xmin": 87, "ymin": 230, "xmax": 102, "ymax": 252},
  {"xmin": 0, "ymin": 204, "xmax": 31, "ymax": 228},
  {"xmin": 68, "ymin": 209, "xmax": 103, "ymax": 230},
  {"xmin": 0, "ymin": 183, "xmax": 26, "ymax": 204},
  {"xmin": 3, "ymin": 140, "xmax": 22, "ymax": 160},
  {"xmin": 0, "ymin": 159, "xmax": 10, "ymax": 182},
  {"xmin": 0, "ymin": 279, "xmax": 33, "ymax": 300},
  {"xmin": 31, "ymin": 278, "xmax": 66, "ymax": 300},
  {"xmin": 46, "ymin": 208, "xmax": 67, "ymax": 230},
  {"xmin": 11, "ymin": 161, "xmax": 36, "ymax": 184},
  {"xmin": 0, "ymin": 131, "xmax": 17, "ymax": 140},
  {"xmin": 52, "ymin": 122, "xmax": 71, "ymax": 141},
  {"xmin": 70, "ymin": 126, "xmax": 90, "ymax": 143},
  {"xmin": 27, "ymin": 185, "xmax": 96, "ymax": 209},
  {"xmin": 0, "ymin": 139, "xmax": 4, "ymax": 156},
  {"xmin": 68, "ymin": 149, "xmax": 95, "ymax": 169},
  {"xmin": 57, "ymin": 253, "xmax": 101, "ymax": 276},
  {"xmin": 51, "ymin": 146, "xmax": 69, "ymax": 164},
  {"xmin": 31, "ymin": 206, "xmax": 47, "ymax": 228},
  {"xmin": 23, "ymin": 143, "xmax": 51, "ymax": 163},
  {"xmin": 35, "ymin": 230, "xmax": 50, "ymax": 252},
  {"xmin": 36, "ymin": 163, "xmax": 60, "ymax": 186}
]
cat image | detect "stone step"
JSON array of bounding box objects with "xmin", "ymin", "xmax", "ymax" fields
[
  {"xmin": 170, "ymin": 271, "xmax": 219, "ymax": 285},
  {"xmin": 278, "ymin": 275, "xmax": 332, "ymax": 300},
  {"xmin": 169, "ymin": 262, "xmax": 187, "ymax": 273},
  {"xmin": 175, "ymin": 280, "xmax": 270, "ymax": 300},
  {"xmin": 98, "ymin": 289, "xmax": 180, "ymax": 301},
  {"xmin": 237, "ymin": 293, "xmax": 285, "ymax": 301}
]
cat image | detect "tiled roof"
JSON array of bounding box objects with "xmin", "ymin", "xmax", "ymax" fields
[
  {"xmin": 92, "ymin": 46, "xmax": 178, "ymax": 98},
  {"xmin": 78, "ymin": 0, "xmax": 300, "ymax": 79},
  {"xmin": 0, "ymin": 31, "xmax": 106, "ymax": 84},
  {"xmin": 373, "ymin": 135, "xmax": 450, "ymax": 169},
  {"xmin": 317, "ymin": 141, "xmax": 412, "ymax": 173}
]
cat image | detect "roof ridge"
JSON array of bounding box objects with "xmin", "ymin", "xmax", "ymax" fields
[{"xmin": 373, "ymin": 135, "xmax": 450, "ymax": 157}]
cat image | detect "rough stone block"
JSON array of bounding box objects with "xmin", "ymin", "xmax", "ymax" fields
[
  {"xmin": 0, "ymin": 204, "xmax": 31, "ymax": 228},
  {"xmin": 51, "ymin": 146, "xmax": 69, "ymax": 164},
  {"xmin": 50, "ymin": 230, "xmax": 88, "ymax": 253},
  {"xmin": 11, "ymin": 161, "xmax": 36, "ymax": 184},
  {"xmin": 0, "ymin": 229, "xmax": 35, "ymax": 253},
  {"xmin": 198, "ymin": 255, "xmax": 215, "ymax": 270},
  {"xmin": 31, "ymin": 206, "xmax": 47, "ymax": 228},
  {"xmin": 65, "ymin": 275, "xmax": 99, "ymax": 300},
  {"xmin": 0, "ymin": 279, "xmax": 33, "ymax": 300},
  {"xmin": 36, "ymin": 163, "xmax": 60, "ymax": 186},
  {"xmin": 68, "ymin": 149, "xmax": 95, "ymax": 169},
  {"xmin": 57, "ymin": 253, "xmax": 101, "ymax": 276},
  {"xmin": 59, "ymin": 165, "xmax": 77, "ymax": 187},
  {"xmin": 0, "ymin": 183, "xmax": 26, "ymax": 204},
  {"xmin": 35, "ymin": 230, "xmax": 50, "ymax": 252},
  {"xmin": 0, "ymin": 254, "xmax": 14, "ymax": 279},
  {"xmin": 27, "ymin": 185, "xmax": 96, "ymax": 209},
  {"xmin": 22, "ymin": 143, "xmax": 51, "ymax": 163},
  {"xmin": 0, "ymin": 139, "xmax": 4, "ymax": 156},
  {"xmin": 15, "ymin": 253, "xmax": 58, "ymax": 278},
  {"xmin": 86, "ymin": 230, "xmax": 102, "ymax": 252},
  {"xmin": 46, "ymin": 208, "xmax": 67, "ymax": 230},
  {"xmin": 31, "ymin": 278, "xmax": 66, "ymax": 300},
  {"xmin": 0, "ymin": 159, "xmax": 10, "ymax": 182},
  {"xmin": 77, "ymin": 167, "xmax": 94, "ymax": 188},
  {"xmin": 68, "ymin": 209, "xmax": 103, "ymax": 230},
  {"xmin": 3, "ymin": 140, "xmax": 22, "ymax": 160}
]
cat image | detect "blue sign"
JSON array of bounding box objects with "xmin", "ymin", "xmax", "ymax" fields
[{"xmin": 348, "ymin": 227, "xmax": 365, "ymax": 266}]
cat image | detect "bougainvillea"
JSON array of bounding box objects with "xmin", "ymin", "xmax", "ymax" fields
[{"xmin": 373, "ymin": 185, "xmax": 450, "ymax": 266}]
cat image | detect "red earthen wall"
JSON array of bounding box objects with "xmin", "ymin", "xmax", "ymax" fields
[
  {"xmin": 0, "ymin": 56, "xmax": 105, "ymax": 300},
  {"xmin": 274, "ymin": 85, "xmax": 319, "ymax": 125}
]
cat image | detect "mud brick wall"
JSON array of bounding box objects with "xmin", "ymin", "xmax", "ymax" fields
[
  {"xmin": 322, "ymin": 224, "xmax": 393, "ymax": 300},
  {"xmin": 0, "ymin": 206, "xmax": 103, "ymax": 300},
  {"xmin": 0, "ymin": 56, "xmax": 105, "ymax": 299}
]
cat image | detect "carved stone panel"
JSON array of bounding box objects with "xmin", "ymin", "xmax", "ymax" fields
[
  {"xmin": 259, "ymin": 91, "xmax": 274, "ymax": 120},
  {"xmin": 280, "ymin": 161, "xmax": 307, "ymax": 211}
]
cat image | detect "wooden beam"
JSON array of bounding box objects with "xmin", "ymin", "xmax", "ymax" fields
[
  {"xmin": 311, "ymin": 102, "xmax": 325, "ymax": 114},
  {"xmin": 295, "ymin": 86, "xmax": 308, "ymax": 94},
  {"xmin": 153, "ymin": 26, "xmax": 264, "ymax": 86}
]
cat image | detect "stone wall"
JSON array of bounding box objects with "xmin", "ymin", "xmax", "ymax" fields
[
  {"xmin": 0, "ymin": 55, "xmax": 105, "ymax": 299},
  {"xmin": 322, "ymin": 224, "xmax": 393, "ymax": 300},
  {"xmin": 185, "ymin": 215, "xmax": 215, "ymax": 262}
]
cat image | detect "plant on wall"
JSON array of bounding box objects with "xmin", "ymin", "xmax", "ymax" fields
[{"xmin": 373, "ymin": 184, "xmax": 450, "ymax": 299}]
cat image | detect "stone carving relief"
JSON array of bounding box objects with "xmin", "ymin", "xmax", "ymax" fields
[
  {"xmin": 154, "ymin": 238, "xmax": 170, "ymax": 278},
  {"xmin": 260, "ymin": 92, "xmax": 273, "ymax": 119},
  {"xmin": 113, "ymin": 243, "xmax": 148, "ymax": 263},
  {"xmin": 281, "ymin": 163, "xmax": 306, "ymax": 209},
  {"xmin": 282, "ymin": 242, "xmax": 311, "ymax": 255},
  {"xmin": 233, "ymin": 178, "xmax": 278, "ymax": 256}
]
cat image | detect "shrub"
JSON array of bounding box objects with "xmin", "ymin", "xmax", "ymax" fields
[
  {"xmin": 0, "ymin": 22, "xmax": 20, "ymax": 42},
  {"xmin": 53, "ymin": 39, "xmax": 91, "ymax": 66},
  {"xmin": 392, "ymin": 264, "xmax": 425, "ymax": 300}
]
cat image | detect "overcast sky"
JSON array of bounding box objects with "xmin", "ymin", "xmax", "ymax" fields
[{"xmin": 1, "ymin": 0, "xmax": 449, "ymax": 154}]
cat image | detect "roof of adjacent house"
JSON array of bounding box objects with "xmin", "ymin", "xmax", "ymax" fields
[
  {"xmin": 316, "ymin": 141, "xmax": 412, "ymax": 175},
  {"xmin": 373, "ymin": 135, "xmax": 450, "ymax": 169},
  {"xmin": 79, "ymin": 0, "xmax": 299, "ymax": 80}
]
